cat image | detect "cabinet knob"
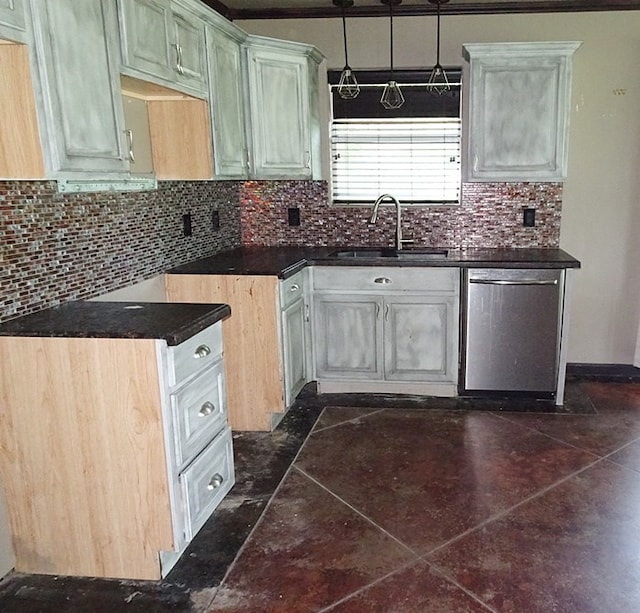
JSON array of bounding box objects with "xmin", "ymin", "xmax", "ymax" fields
[
  {"xmin": 290, "ymin": 284, "xmax": 300, "ymax": 292},
  {"xmin": 207, "ymin": 473, "xmax": 224, "ymax": 490},
  {"xmin": 374, "ymin": 277, "xmax": 392, "ymax": 284},
  {"xmin": 193, "ymin": 344, "xmax": 211, "ymax": 359},
  {"xmin": 199, "ymin": 401, "xmax": 215, "ymax": 417}
]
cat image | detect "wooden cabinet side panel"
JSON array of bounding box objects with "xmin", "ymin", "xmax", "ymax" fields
[
  {"xmin": 0, "ymin": 337, "xmax": 173, "ymax": 579},
  {"xmin": 166, "ymin": 275, "xmax": 282, "ymax": 431},
  {"xmin": 0, "ymin": 44, "xmax": 44, "ymax": 178},
  {"xmin": 147, "ymin": 97, "xmax": 213, "ymax": 179}
]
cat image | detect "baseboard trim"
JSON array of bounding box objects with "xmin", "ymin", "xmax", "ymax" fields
[{"xmin": 566, "ymin": 363, "xmax": 640, "ymax": 382}]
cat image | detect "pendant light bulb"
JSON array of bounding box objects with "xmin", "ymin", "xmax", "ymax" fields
[
  {"xmin": 334, "ymin": 0, "xmax": 359, "ymax": 99},
  {"xmin": 428, "ymin": 0, "xmax": 451, "ymax": 95},
  {"xmin": 380, "ymin": 0, "xmax": 404, "ymax": 109}
]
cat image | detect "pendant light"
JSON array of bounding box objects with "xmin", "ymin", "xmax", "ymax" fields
[
  {"xmin": 333, "ymin": 0, "xmax": 359, "ymax": 99},
  {"xmin": 380, "ymin": 0, "xmax": 404, "ymax": 109},
  {"xmin": 427, "ymin": 0, "xmax": 451, "ymax": 95}
]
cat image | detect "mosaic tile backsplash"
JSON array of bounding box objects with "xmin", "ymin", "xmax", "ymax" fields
[
  {"xmin": 0, "ymin": 180, "xmax": 241, "ymax": 323},
  {"xmin": 240, "ymin": 180, "xmax": 562, "ymax": 249},
  {"xmin": 2, "ymin": 178, "xmax": 562, "ymax": 323}
]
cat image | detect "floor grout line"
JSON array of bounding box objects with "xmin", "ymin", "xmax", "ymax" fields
[
  {"xmin": 294, "ymin": 465, "xmax": 420, "ymax": 557},
  {"xmin": 310, "ymin": 407, "xmax": 389, "ymax": 433}
]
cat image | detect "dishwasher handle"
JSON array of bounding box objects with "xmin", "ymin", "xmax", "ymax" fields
[{"xmin": 469, "ymin": 279, "xmax": 558, "ymax": 286}]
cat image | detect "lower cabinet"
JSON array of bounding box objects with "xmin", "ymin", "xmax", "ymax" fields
[
  {"xmin": 166, "ymin": 271, "xmax": 311, "ymax": 431},
  {"xmin": 0, "ymin": 321, "xmax": 234, "ymax": 580},
  {"xmin": 313, "ymin": 267, "xmax": 460, "ymax": 395}
]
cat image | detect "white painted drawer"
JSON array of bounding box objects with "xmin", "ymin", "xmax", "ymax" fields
[
  {"xmin": 167, "ymin": 322, "xmax": 223, "ymax": 386},
  {"xmin": 171, "ymin": 359, "xmax": 227, "ymax": 469},
  {"xmin": 313, "ymin": 266, "xmax": 459, "ymax": 293},
  {"xmin": 180, "ymin": 426, "xmax": 234, "ymax": 539},
  {"xmin": 279, "ymin": 270, "xmax": 306, "ymax": 310}
]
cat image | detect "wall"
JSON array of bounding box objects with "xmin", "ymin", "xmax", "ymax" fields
[
  {"xmin": 238, "ymin": 10, "xmax": 640, "ymax": 366},
  {"xmin": 0, "ymin": 180, "xmax": 242, "ymax": 324}
]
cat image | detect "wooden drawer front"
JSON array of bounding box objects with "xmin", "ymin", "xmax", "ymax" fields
[
  {"xmin": 313, "ymin": 266, "xmax": 459, "ymax": 293},
  {"xmin": 168, "ymin": 322, "xmax": 223, "ymax": 386},
  {"xmin": 279, "ymin": 270, "xmax": 306, "ymax": 309},
  {"xmin": 171, "ymin": 360, "xmax": 227, "ymax": 468},
  {"xmin": 181, "ymin": 427, "xmax": 234, "ymax": 539}
]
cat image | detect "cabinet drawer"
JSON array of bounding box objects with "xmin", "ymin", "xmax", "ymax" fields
[
  {"xmin": 180, "ymin": 426, "xmax": 234, "ymax": 539},
  {"xmin": 313, "ymin": 266, "xmax": 459, "ymax": 293},
  {"xmin": 279, "ymin": 270, "xmax": 306, "ymax": 309},
  {"xmin": 167, "ymin": 323, "xmax": 223, "ymax": 386},
  {"xmin": 171, "ymin": 359, "xmax": 227, "ymax": 468}
]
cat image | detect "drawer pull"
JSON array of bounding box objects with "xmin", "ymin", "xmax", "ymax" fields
[
  {"xmin": 193, "ymin": 344, "xmax": 211, "ymax": 359},
  {"xmin": 374, "ymin": 277, "xmax": 392, "ymax": 284},
  {"xmin": 199, "ymin": 401, "xmax": 215, "ymax": 417},
  {"xmin": 290, "ymin": 283, "xmax": 300, "ymax": 292},
  {"xmin": 207, "ymin": 473, "xmax": 224, "ymax": 490}
]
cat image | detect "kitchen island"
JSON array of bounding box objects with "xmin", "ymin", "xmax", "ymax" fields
[{"xmin": 0, "ymin": 301, "xmax": 234, "ymax": 580}]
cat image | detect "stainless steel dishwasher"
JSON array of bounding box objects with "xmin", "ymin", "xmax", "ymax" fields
[{"xmin": 461, "ymin": 268, "xmax": 564, "ymax": 396}]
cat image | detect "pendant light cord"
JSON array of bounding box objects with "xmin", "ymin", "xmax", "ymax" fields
[
  {"xmin": 341, "ymin": 4, "xmax": 350, "ymax": 68},
  {"xmin": 388, "ymin": 1, "xmax": 394, "ymax": 76},
  {"xmin": 435, "ymin": 0, "xmax": 441, "ymax": 66}
]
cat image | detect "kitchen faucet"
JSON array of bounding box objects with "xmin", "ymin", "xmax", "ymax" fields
[{"xmin": 369, "ymin": 194, "xmax": 413, "ymax": 251}]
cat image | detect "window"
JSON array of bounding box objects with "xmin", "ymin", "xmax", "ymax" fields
[{"xmin": 329, "ymin": 69, "xmax": 462, "ymax": 205}]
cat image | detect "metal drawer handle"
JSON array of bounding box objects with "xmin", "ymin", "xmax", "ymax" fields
[
  {"xmin": 174, "ymin": 43, "xmax": 185, "ymax": 75},
  {"xmin": 207, "ymin": 473, "xmax": 224, "ymax": 490},
  {"xmin": 374, "ymin": 277, "xmax": 392, "ymax": 284},
  {"xmin": 199, "ymin": 401, "xmax": 215, "ymax": 417},
  {"xmin": 193, "ymin": 344, "xmax": 211, "ymax": 359},
  {"xmin": 290, "ymin": 284, "xmax": 300, "ymax": 292},
  {"xmin": 469, "ymin": 279, "xmax": 558, "ymax": 286}
]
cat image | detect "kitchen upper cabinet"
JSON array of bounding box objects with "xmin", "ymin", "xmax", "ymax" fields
[
  {"xmin": 29, "ymin": 0, "xmax": 129, "ymax": 177},
  {"xmin": 206, "ymin": 22, "xmax": 248, "ymax": 178},
  {"xmin": 118, "ymin": 0, "xmax": 207, "ymax": 96},
  {"xmin": 0, "ymin": 0, "xmax": 26, "ymax": 41},
  {"xmin": 313, "ymin": 267, "xmax": 459, "ymax": 395},
  {"xmin": 244, "ymin": 36, "xmax": 324, "ymax": 179},
  {"xmin": 463, "ymin": 42, "xmax": 581, "ymax": 182}
]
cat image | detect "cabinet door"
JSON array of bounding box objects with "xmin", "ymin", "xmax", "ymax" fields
[
  {"xmin": 119, "ymin": 0, "xmax": 173, "ymax": 82},
  {"xmin": 281, "ymin": 298, "xmax": 307, "ymax": 407},
  {"xmin": 384, "ymin": 296, "xmax": 458, "ymax": 383},
  {"xmin": 0, "ymin": 0, "xmax": 25, "ymax": 41},
  {"xmin": 464, "ymin": 42, "xmax": 580, "ymax": 182},
  {"xmin": 314, "ymin": 294, "xmax": 382, "ymax": 380},
  {"xmin": 30, "ymin": 0, "xmax": 128, "ymax": 175},
  {"xmin": 207, "ymin": 26, "xmax": 247, "ymax": 178},
  {"xmin": 245, "ymin": 46, "xmax": 312, "ymax": 179},
  {"xmin": 171, "ymin": 4, "xmax": 207, "ymax": 92}
]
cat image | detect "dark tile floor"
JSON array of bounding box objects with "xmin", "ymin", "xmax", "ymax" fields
[{"xmin": 1, "ymin": 377, "xmax": 640, "ymax": 612}]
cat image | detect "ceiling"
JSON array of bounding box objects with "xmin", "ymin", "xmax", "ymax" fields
[{"xmin": 201, "ymin": 0, "xmax": 640, "ymax": 20}]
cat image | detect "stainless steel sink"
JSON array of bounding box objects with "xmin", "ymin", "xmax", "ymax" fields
[{"xmin": 328, "ymin": 248, "xmax": 448, "ymax": 260}]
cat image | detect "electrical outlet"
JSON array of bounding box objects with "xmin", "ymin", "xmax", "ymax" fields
[
  {"xmin": 182, "ymin": 213, "xmax": 192, "ymax": 236},
  {"xmin": 212, "ymin": 210, "xmax": 220, "ymax": 230},
  {"xmin": 523, "ymin": 208, "xmax": 535, "ymax": 227},
  {"xmin": 288, "ymin": 207, "xmax": 301, "ymax": 226}
]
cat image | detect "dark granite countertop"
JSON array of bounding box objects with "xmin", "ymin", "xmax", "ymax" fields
[
  {"xmin": 167, "ymin": 246, "xmax": 581, "ymax": 279},
  {"xmin": 0, "ymin": 301, "xmax": 231, "ymax": 346}
]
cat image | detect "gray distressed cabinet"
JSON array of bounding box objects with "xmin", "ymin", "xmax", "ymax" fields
[
  {"xmin": 279, "ymin": 270, "xmax": 311, "ymax": 414},
  {"xmin": 118, "ymin": 0, "xmax": 208, "ymax": 95},
  {"xmin": 463, "ymin": 42, "xmax": 581, "ymax": 181},
  {"xmin": 0, "ymin": 0, "xmax": 26, "ymax": 41},
  {"xmin": 312, "ymin": 267, "xmax": 460, "ymax": 396},
  {"xmin": 206, "ymin": 21, "xmax": 248, "ymax": 178},
  {"xmin": 29, "ymin": 0, "xmax": 130, "ymax": 177},
  {"xmin": 244, "ymin": 36, "xmax": 324, "ymax": 179}
]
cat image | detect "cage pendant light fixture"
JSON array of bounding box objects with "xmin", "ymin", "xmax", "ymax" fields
[
  {"xmin": 380, "ymin": 0, "xmax": 404, "ymax": 109},
  {"xmin": 333, "ymin": 0, "xmax": 359, "ymax": 99},
  {"xmin": 427, "ymin": 0, "xmax": 451, "ymax": 95}
]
